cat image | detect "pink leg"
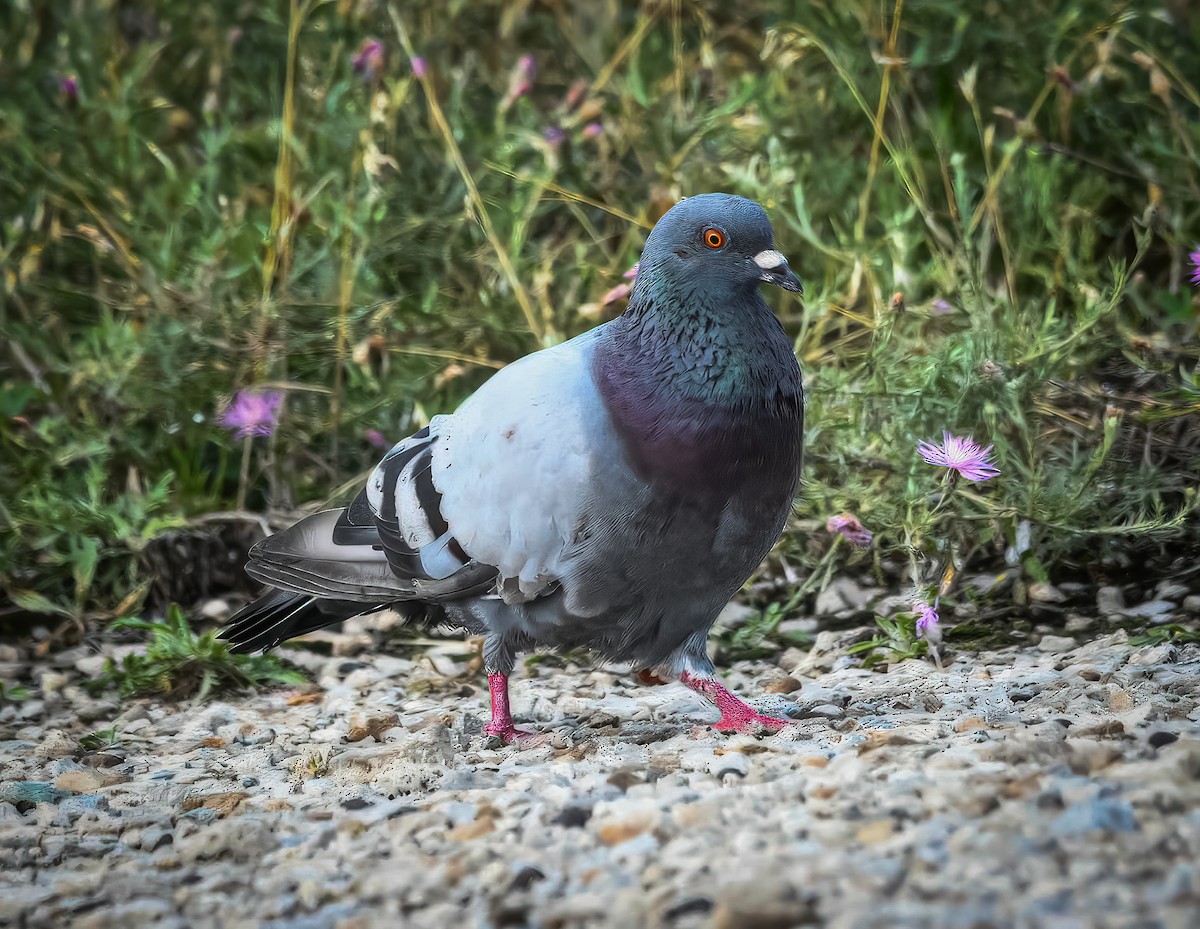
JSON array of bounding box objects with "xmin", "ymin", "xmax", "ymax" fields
[
  {"xmin": 483, "ymin": 673, "xmax": 546, "ymax": 746},
  {"xmin": 680, "ymin": 672, "xmax": 793, "ymax": 734}
]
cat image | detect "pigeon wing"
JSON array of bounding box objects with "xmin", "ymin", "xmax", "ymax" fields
[
  {"xmin": 239, "ymin": 330, "xmax": 611, "ymax": 612},
  {"xmin": 425, "ymin": 330, "xmax": 610, "ymax": 603}
]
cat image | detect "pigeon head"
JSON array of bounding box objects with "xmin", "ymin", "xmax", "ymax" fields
[{"xmin": 635, "ymin": 193, "xmax": 802, "ymax": 299}]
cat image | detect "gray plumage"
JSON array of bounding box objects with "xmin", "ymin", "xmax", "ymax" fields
[{"xmin": 222, "ymin": 193, "xmax": 804, "ymax": 697}]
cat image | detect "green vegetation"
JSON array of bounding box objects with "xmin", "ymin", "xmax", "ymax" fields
[
  {"xmin": 846, "ymin": 614, "xmax": 930, "ymax": 667},
  {"xmin": 95, "ymin": 605, "xmax": 305, "ymax": 700},
  {"xmin": 0, "ymin": 680, "xmax": 30, "ymax": 705},
  {"xmin": 715, "ymin": 596, "xmax": 813, "ymax": 662},
  {"xmin": 1, "ymin": 2, "xmax": 1197, "ymax": 632},
  {"xmin": 79, "ymin": 726, "xmax": 123, "ymax": 751},
  {"xmin": 1129, "ymin": 623, "xmax": 1200, "ymax": 647}
]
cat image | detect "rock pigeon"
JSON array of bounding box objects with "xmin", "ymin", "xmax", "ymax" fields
[{"xmin": 221, "ymin": 193, "xmax": 805, "ymax": 743}]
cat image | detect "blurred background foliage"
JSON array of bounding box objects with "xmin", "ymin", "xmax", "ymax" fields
[{"xmin": 1, "ymin": 0, "xmax": 1198, "ymax": 628}]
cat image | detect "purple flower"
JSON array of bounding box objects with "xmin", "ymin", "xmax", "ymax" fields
[
  {"xmin": 826, "ymin": 512, "xmax": 873, "ymax": 548},
  {"xmin": 220, "ymin": 390, "xmax": 282, "ymax": 439},
  {"xmin": 352, "ymin": 39, "xmax": 384, "ymax": 81},
  {"xmin": 623, "ymin": 262, "xmax": 639, "ymax": 281},
  {"xmin": 918, "ymin": 432, "xmax": 1000, "ymax": 482},
  {"xmin": 411, "ymin": 56, "xmax": 428, "ymax": 79},
  {"xmin": 364, "ymin": 428, "xmax": 389, "ymax": 450},
  {"xmin": 582, "ymin": 121, "xmax": 603, "ymax": 140},
  {"xmin": 59, "ymin": 74, "xmax": 79, "ymax": 102},
  {"xmin": 915, "ymin": 602, "xmax": 940, "ymax": 636},
  {"xmin": 542, "ymin": 126, "xmax": 566, "ymax": 147},
  {"xmin": 929, "ymin": 298, "xmax": 955, "ymax": 316},
  {"xmin": 1189, "ymin": 248, "xmax": 1200, "ymax": 287}
]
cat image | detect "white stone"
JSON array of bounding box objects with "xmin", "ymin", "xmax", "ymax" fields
[{"xmin": 1038, "ymin": 634, "xmax": 1077, "ymax": 653}]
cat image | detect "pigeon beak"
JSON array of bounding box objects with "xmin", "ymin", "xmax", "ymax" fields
[{"xmin": 753, "ymin": 249, "xmax": 803, "ymax": 294}]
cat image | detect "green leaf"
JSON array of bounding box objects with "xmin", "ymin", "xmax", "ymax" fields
[{"xmin": 9, "ymin": 590, "xmax": 75, "ymax": 618}]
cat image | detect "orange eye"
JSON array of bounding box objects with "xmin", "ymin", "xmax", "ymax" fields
[{"xmin": 702, "ymin": 227, "xmax": 726, "ymax": 249}]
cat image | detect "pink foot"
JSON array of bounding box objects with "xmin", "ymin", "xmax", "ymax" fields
[
  {"xmin": 483, "ymin": 673, "xmax": 550, "ymax": 747},
  {"xmin": 681, "ymin": 672, "xmax": 794, "ymax": 735},
  {"xmin": 483, "ymin": 721, "xmax": 550, "ymax": 747}
]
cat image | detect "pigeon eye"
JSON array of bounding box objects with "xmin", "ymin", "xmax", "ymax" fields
[{"xmin": 702, "ymin": 228, "xmax": 726, "ymax": 249}]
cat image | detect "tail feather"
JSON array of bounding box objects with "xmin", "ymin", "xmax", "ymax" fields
[
  {"xmin": 244, "ymin": 508, "xmax": 405, "ymax": 599},
  {"xmin": 220, "ymin": 590, "xmax": 384, "ymax": 654},
  {"xmin": 246, "ymin": 557, "xmax": 408, "ymax": 601}
]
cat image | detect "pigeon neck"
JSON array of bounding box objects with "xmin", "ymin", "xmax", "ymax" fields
[
  {"xmin": 615, "ymin": 283, "xmax": 791, "ymax": 404},
  {"xmin": 592, "ymin": 285, "xmax": 804, "ymax": 489}
]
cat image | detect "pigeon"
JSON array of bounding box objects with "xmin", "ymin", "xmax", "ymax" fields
[{"xmin": 221, "ymin": 193, "xmax": 805, "ymax": 744}]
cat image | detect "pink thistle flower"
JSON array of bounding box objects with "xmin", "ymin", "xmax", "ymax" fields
[
  {"xmin": 582, "ymin": 121, "xmax": 603, "ymax": 140},
  {"xmin": 601, "ymin": 283, "xmax": 631, "ymax": 306},
  {"xmin": 1189, "ymin": 248, "xmax": 1200, "ymax": 287},
  {"xmin": 410, "ymin": 56, "xmax": 428, "ymax": 79},
  {"xmin": 564, "ymin": 79, "xmax": 589, "ymax": 110},
  {"xmin": 352, "ymin": 39, "xmax": 384, "ymax": 81},
  {"xmin": 501, "ymin": 55, "xmax": 536, "ymax": 109},
  {"xmin": 364, "ymin": 428, "xmax": 389, "ymax": 450},
  {"xmin": 220, "ymin": 390, "xmax": 282, "ymax": 439},
  {"xmin": 826, "ymin": 512, "xmax": 873, "ymax": 548},
  {"xmin": 915, "ymin": 602, "xmax": 940, "ymax": 636},
  {"xmin": 598, "ymin": 262, "xmax": 640, "ymax": 306},
  {"xmin": 59, "ymin": 74, "xmax": 79, "ymax": 103},
  {"xmin": 917, "ymin": 432, "xmax": 1000, "ymax": 482},
  {"xmin": 542, "ymin": 125, "xmax": 566, "ymax": 147}
]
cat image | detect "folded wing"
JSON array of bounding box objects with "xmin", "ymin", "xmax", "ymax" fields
[{"xmin": 428, "ymin": 330, "xmax": 609, "ymax": 602}]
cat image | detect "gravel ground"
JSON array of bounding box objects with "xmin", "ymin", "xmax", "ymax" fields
[{"xmin": 2, "ymin": 623, "xmax": 1200, "ymax": 929}]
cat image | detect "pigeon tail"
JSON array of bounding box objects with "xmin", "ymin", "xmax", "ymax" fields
[{"xmin": 221, "ymin": 590, "xmax": 385, "ymax": 654}]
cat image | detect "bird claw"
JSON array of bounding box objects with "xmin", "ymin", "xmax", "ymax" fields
[
  {"xmin": 484, "ymin": 723, "xmax": 552, "ymax": 748},
  {"xmin": 710, "ymin": 711, "xmax": 793, "ymax": 735},
  {"xmin": 679, "ymin": 672, "xmax": 795, "ymax": 737},
  {"xmin": 483, "ymin": 672, "xmax": 552, "ymax": 748}
]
